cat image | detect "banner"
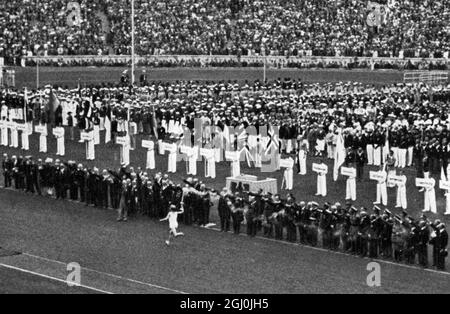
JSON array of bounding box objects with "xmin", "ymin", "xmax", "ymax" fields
[
  {"xmin": 116, "ymin": 136, "xmax": 128, "ymax": 146},
  {"xmin": 200, "ymin": 148, "xmax": 214, "ymax": 159},
  {"xmin": 35, "ymin": 125, "xmax": 47, "ymax": 134},
  {"xmin": 142, "ymin": 140, "xmax": 154, "ymax": 150},
  {"xmin": 369, "ymin": 171, "xmax": 386, "ymax": 181},
  {"xmin": 180, "ymin": 145, "xmax": 192, "ymax": 155},
  {"xmin": 388, "ymin": 175, "xmax": 406, "ymax": 186},
  {"xmin": 341, "ymin": 167, "xmax": 356, "ymax": 178},
  {"xmin": 312, "ymin": 163, "xmax": 328, "ymax": 174},
  {"xmin": 66, "ymin": 2, "xmax": 82, "ymax": 27},
  {"xmin": 280, "ymin": 158, "xmax": 294, "ymax": 169},
  {"xmin": 416, "ymin": 178, "xmax": 435, "ymax": 189},
  {"xmin": 16, "ymin": 123, "xmax": 27, "ymax": 132},
  {"xmin": 80, "ymin": 131, "xmax": 94, "ymax": 142},
  {"xmin": 53, "ymin": 127, "xmax": 64, "ymax": 138},
  {"xmin": 225, "ymin": 151, "xmax": 240, "ymax": 161},
  {"xmin": 439, "ymin": 180, "xmax": 450, "ymax": 190}
]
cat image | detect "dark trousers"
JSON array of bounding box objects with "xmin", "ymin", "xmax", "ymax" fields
[
  {"xmin": 246, "ymin": 219, "xmax": 256, "ymax": 237},
  {"xmin": 219, "ymin": 215, "xmax": 230, "ymax": 232},
  {"xmin": 357, "ymin": 165, "xmax": 364, "ymax": 181},
  {"xmin": 437, "ymin": 250, "xmax": 447, "ymax": 270},
  {"xmin": 418, "ymin": 245, "xmax": 428, "ymax": 267},
  {"xmin": 3, "ymin": 172, "xmax": 12, "ymax": 187}
]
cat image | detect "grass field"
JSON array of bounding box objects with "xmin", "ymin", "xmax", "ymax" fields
[
  {"xmin": 12, "ymin": 66, "xmax": 413, "ymax": 89},
  {"xmin": 0, "ymin": 187, "xmax": 449, "ymax": 294}
]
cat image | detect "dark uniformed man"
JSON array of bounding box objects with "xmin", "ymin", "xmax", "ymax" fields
[
  {"xmin": 437, "ymin": 223, "xmax": 448, "ymax": 270},
  {"xmin": 218, "ymin": 188, "xmax": 231, "ymax": 232},
  {"xmin": 2, "ymin": 153, "xmax": 13, "ymax": 188}
]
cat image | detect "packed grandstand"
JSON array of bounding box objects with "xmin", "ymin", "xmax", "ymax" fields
[{"xmin": 1, "ymin": 0, "xmax": 449, "ymax": 64}]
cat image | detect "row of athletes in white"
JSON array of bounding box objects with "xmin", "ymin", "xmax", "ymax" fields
[
  {"xmin": 314, "ymin": 162, "xmax": 450, "ymax": 216},
  {"xmin": 0, "ymin": 119, "xmax": 108, "ymax": 161},
  {"xmin": 366, "ymin": 143, "xmax": 413, "ymax": 169}
]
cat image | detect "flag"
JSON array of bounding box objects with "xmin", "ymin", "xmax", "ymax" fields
[
  {"xmin": 383, "ymin": 128, "xmax": 390, "ymax": 162},
  {"xmin": 265, "ymin": 125, "xmax": 279, "ymax": 154},
  {"xmin": 333, "ymin": 131, "xmax": 346, "ymax": 181},
  {"xmin": 148, "ymin": 104, "xmax": 157, "ymax": 140},
  {"xmin": 23, "ymin": 87, "xmax": 28, "ymax": 124},
  {"xmin": 104, "ymin": 101, "xmax": 112, "ymax": 144},
  {"xmin": 441, "ymin": 166, "xmax": 447, "ymax": 182},
  {"xmin": 48, "ymin": 89, "xmax": 60, "ymax": 126}
]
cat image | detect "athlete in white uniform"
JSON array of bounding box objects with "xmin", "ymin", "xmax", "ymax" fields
[{"xmin": 160, "ymin": 205, "xmax": 185, "ymax": 246}]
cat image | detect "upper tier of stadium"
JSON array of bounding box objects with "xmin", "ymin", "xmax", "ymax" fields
[{"xmin": 1, "ymin": 0, "xmax": 449, "ymax": 61}]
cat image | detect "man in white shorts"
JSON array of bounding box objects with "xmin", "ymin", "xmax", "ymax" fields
[{"xmin": 160, "ymin": 204, "xmax": 185, "ymax": 246}]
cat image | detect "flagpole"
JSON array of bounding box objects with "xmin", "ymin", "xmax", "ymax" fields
[
  {"xmin": 263, "ymin": 47, "xmax": 267, "ymax": 83},
  {"xmin": 36, "ymin": 59, "xmax": 39, "ymax": 90},
  {"xmin": 131, "ymin": 0, "xmax": 135, "ymax": 86}
]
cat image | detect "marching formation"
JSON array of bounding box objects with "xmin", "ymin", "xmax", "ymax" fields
[
  {"xmin": 1, "ymin": 153, "xmax": 448, "ymax": 270},
  {"xmin": 2, "ymin": 80, "xmax": 450, "ymax": 214}
]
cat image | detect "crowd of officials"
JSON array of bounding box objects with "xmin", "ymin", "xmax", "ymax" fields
[{"xmin": 1, "ymin": 153, "xmax": 448, "ymax": 270}]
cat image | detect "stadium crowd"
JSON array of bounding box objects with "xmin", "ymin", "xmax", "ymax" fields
[
  {"xmin": 4, "ymin": 78, "xmax": 450, "ymax": 179},
  {"xmin": 1, "ymin": 0, "xmax": 449, "ymax": 63},
  {"xmin": 1, "ymin": 153, "xmax": 448, "ymax": 270}
]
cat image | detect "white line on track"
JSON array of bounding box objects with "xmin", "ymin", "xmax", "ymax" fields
[
  {"xmin": 207, "ymin": 227, "xmax": 450, "ymax": 277},
  {"xmin": 21, "ymin": 253, "xmax": 188, "ymax": 294},
  {"xmin": 0, "ymin": 263, "xmax": 113, "ymax": 294}
]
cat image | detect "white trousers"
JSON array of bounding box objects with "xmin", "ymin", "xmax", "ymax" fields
[
  {"xmin": 298, "ymin": 151, "xmax": 307, "ymax": 175},
  {"xmin": 146, "ymin": 149, "xmax": 155, "ymax": 170},
  {"xmin": 317, "ymin": 174, "xmax": 327, "ymax": 196},
  {"xmin": 57, "ymin": 137, "xmax": 65, "ymax": 156},
  {"xmin": 391, "ymin": 147, "xmax": 399, "ymax": 167},
  {"xmin": 407, "ymin": 147, "xmax": 414, "ymax": 167},
  {"xmin": 21, "ymin": 131, "xmax": 29, "ymax": 151},
  {"xmin": 187, "ymin": 157, "xmax": 197, "ymax": 175},
  {"xmin": 445, "ymin": 193, "xmax": 450, "ymax": 215},
  {"xmin": 255, "ymin": 152, "xmax": 262, "ymax": 168},
  {"xmin": 86, "ymin": 140, "xmax": 95, "ymax": 160},
  {"xmin": 11, "ymin": 129, "xmax": 19, "ymax": 148},
  {"xmin": 424, "ymin": 188, "xmax": 437, "ymax": 213},
  {"xmin": 346, "ymin": 178, "xmax": 356, "ymax": 201},
  {"xmin": 94, "ymin": 125, "xmax": 100, "ymax": 145},
  {"xmin": 39, "ymin": 134, "xmax": 47, "ymax": 153},
  {"xmin": 0, "ymin": 126, "xmax": 7, "ymax": 146},
  {"xmin": 366, "ymin": 144, "xmax": 374, "ymax": 165},
  {"xmin": 398, "ymin": 148, "xmax": 407, "ymax": 168},
  {"xmin": 376, "ymin": 183, "xmax": 388, "ymax": 206},
  {"xmin": 373, "ymin": 147, "xmax": 381, "ymax": 166},
  {"xmin": 282, "ymin": 168, "xmax": 294, "ymax": 190},
  {"xmin": 121, "ymin": 145, "xmax": 130, "ymax": 166},
  {"xmin": 168, "ymin": 152, "xmax": 177, "ymax": 173},
  {"xmin": 396, "ymin": 185, "xmax": 407, "ymax": 209},
  {"xmin": 205, "ymin": 158, "xmax": 216, "ymax": 179},
  {"xmin": 231, "ymin": 160, "xmax": 240, "ymax": 178}
]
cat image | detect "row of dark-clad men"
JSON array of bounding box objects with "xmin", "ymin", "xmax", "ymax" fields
[
  {"xmin": 217, "ymin": 190, "xmax": 448, "ymax": 270},
  {"xmin": 0, "ymin": 154, "xmax": 214, "ymax": 224},
  {"xmin": 1, "ymin": 153, "xmax": 448, "ymax": 270}
]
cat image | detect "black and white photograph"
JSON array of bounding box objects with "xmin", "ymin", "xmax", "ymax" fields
[{"xmin": 0, "ymin": 0, "xmax": 449, "ymax": 299}]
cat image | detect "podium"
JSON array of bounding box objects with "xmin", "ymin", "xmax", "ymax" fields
[{"xmin": 226, "ymin": 175, "xmax": 277, "ymax": 195}]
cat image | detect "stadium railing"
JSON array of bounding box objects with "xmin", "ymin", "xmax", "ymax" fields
[
  {"xmin": 20, "ymin": 55, "xmax": 450, "ymax": 70},
  {"xmin": 404, "ymin": 71, "xmax": 449, "ymax": 85}
]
